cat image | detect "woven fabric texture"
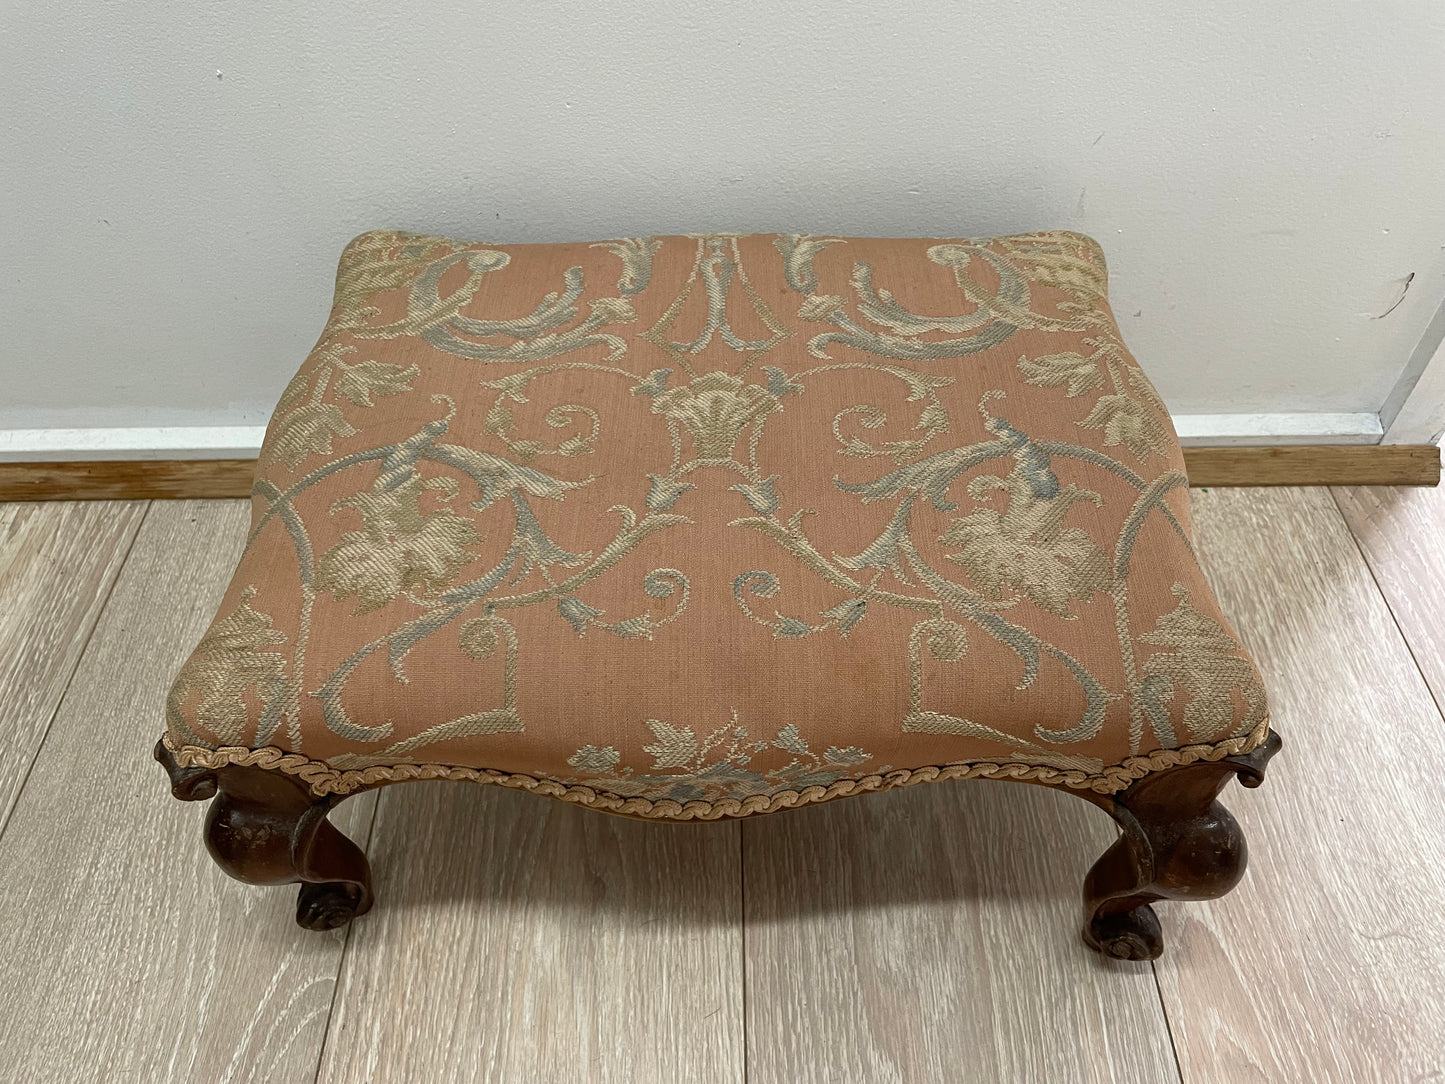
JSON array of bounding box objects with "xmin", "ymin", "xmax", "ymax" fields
[{"xmin": 164, "ymin": 230, "xmax": 1268, "ymax": 813}]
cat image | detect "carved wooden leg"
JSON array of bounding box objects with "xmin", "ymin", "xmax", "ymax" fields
[
  {"xmin": 1078, "ymin": 729, "xmax": 1282, "ymax": 961},
  {"xmin": 154, "ymin": 741, "xmax": 374, "ymax": 930}
]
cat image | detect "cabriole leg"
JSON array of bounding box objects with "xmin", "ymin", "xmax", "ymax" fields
[
  {"xmin": 154, "ymin": 741, "xmax": 373, "ymax": 930},
  {"xmin": 1080, "ymin": 729, "xmax": 1282, "ymax": 960}
]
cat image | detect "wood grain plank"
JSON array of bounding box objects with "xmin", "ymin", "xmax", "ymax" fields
[
  {"xmin": 1155, "ymin": 487, "xmax": 1445, "ymax": 1082},
  {"xmin": 742, "ymin": 780, "xmax": 1181, "ymax": 1084},
  {"xmin": 0, "ymin": 444, "xmax": 1437, "ymax": 502},
  {"xmin": 1332, "ymin": 483, "xmax": 1445, "ymax": 712},
  {"xmin": 316, "ymin": 781, "xmax": 744, "ymax": 1084},
  {"xmin": 0, "ymin": 500, "xmax": 377, "ymax": 1084},
  {"xmin": 1184, "ymin": 444, "xmax": 1439, "ymax": 487},
  {"xmin": 0, "ymin": 459, "xmax": 256, "ymax": 501},
  {"xmin": 0, "ymin": 500, "xmax": 146, "ymax": 828}
]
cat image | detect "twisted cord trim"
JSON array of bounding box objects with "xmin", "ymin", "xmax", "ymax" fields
[{"xmin": 158, "ymin": 717, "xmax": 1269, "ymax": 822}]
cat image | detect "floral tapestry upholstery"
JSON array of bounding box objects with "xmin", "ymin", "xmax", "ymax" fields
[{"xmin": 162, "ymin": 230, "xmax": 1269, "ymax": 820}]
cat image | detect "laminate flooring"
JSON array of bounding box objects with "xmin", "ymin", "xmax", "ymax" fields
[{"xmin": 1, "ymin": 488, "xmax": 1441, "ymax": 1083}]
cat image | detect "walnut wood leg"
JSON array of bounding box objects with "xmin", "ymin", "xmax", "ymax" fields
[
  {"xmin": 154, "ymin": 741, "xmax": 374, "ymax": 930},
  {"xmin": 1078, "ymin": 729, "xmax": 1282, "ymax": 961}
]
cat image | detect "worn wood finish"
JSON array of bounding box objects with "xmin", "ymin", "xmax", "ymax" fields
[
  {"xmin": 1079, "ymin": 731, "xmax": 1281, "ymax": 960},
  {"xmin": 1332, "ymin": 483, "xmax": 1445, "ymax": 709},
  {"xmin": 0, "ymin": 444, "xmax": 1437, "ymax": 503},
  {"xmin": 155, "ymin": 742, "xmax": 374, "ymax": 930},
  {"xmin": 742, "ymin": 779, "xmax": 1181, "ymax": 1084},
  {"xmin": 0, "ymin": 501, "xmax": 377, "ymax": 1084},
  {"xmin": 316, "ymin": 781, "xmax": 745, "ymax": 1084},
  {"xmin": 0, "ymin": 500, "xmax": 146, "ymax": 828},
  {"xmin": 0, "ymin": 458, "xmax": 256, "ymax": 501},
  {"xmin": 1156, "ymin": 487, "xmax": 1445, "ymax": 1083},
  {"xmin": 1183, "ymin": 443, "xmax": 1439, "ymax": 487}
]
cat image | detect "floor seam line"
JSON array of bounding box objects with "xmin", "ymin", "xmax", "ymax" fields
[
  {"xmin": 739, "ymin": 821, "xmax": 750, "ymax": 1084},
  {"xmin": 0, "ymin": 498, "xmax": 152, "ymax": 846},
  {"xmin": 1149, "ymin": 958, "xmax": 1187, "ymax": 1084},
  {"xmin": 1328, "ymin": 486, "xmax": 1445, "ymax": 726},
  {"xmin": 311, "ymin": 791, "xmax": 384, "ymax": 1084}
]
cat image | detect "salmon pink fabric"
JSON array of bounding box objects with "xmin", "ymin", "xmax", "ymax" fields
[{"xmin": 164, "ymin": 230, "xmax": 1268, "ymax": 815}]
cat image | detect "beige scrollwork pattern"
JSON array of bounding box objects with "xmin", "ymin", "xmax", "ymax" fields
[{"xmin": 165, "ymin": 229, "xmax": 1267, "ymax": 805}]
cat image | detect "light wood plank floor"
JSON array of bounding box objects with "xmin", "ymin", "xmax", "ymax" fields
[{"xmin": 0, "ymin": 488, "xmax": 1442, "ymax": 1084}]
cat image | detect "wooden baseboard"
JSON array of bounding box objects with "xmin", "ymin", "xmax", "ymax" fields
[
  {"xmin": 1182, "ymin": 444, "xmax": 1439, "ymax": 487},
  {"xmin": 0, "ymin": 459, "xmax": 258, "ymax": 501},
  {"xmin": 0, "ymin": 445, "xmax": 1437, "ymax": 502}
]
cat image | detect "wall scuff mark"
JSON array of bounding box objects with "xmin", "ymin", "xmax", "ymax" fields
[{"xmin": 1369, "ymin": 272, "xmax": 1414, "ymax": 320}]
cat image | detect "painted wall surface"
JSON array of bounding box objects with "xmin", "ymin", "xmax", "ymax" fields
[{"xmin": 3, "ymin": 0, "xmax": 1443, "ymax": 432}]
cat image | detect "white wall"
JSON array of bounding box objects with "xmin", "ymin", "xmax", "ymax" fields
[{"xmin": 3, "ymin": 0, "xmax": 1444, "ymax": 448}]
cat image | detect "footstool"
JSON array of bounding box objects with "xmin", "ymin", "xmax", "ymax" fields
[{"xmin": 156, "ymin": 229, "xmax": 1280, "ymax": 960}]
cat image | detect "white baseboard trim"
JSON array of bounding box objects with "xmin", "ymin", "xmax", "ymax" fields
[
  {"xmin": 0, "ymin": 426, "xmax": 269, "ymax": 462},
  {"xmin": 0, "ymin": 412, "xmax": 1390, "ymax": 462},
  {"xmin": 1171, "ymin": 412, "xmax": 1382, "ymax": 446}
]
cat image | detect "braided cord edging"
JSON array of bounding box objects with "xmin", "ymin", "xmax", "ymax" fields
[{"xmin": 158, "ymin": 716, "xmax": 1270, "ymax": 822}]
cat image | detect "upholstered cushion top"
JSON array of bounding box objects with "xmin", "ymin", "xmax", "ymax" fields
[{"xmin": 164, "ymin": 229, "xmax": 1268, "ymax": 819}]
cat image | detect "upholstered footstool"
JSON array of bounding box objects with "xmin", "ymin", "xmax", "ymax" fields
[{"xmin": 156, "ymin": 229, "xmax": 1280, "ymax": 960}]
